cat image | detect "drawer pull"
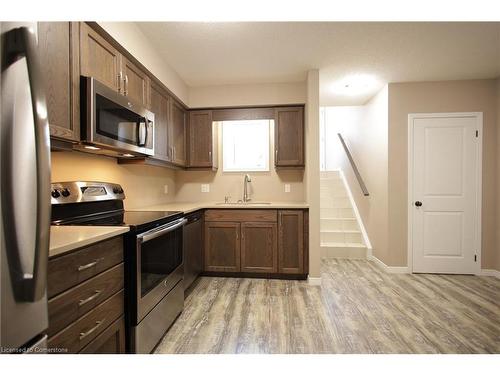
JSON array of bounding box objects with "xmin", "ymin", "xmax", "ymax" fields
[
  {"xmin": 77, "ymin": 258, "xmax": 103, "ymax": 272},
  {"xmin": 79, "ymin": 319, "xmax": 105, "ymax": 341},
  {"xmin": 78, "ymin": 290, "xmax": 102, "ymax": 306}
]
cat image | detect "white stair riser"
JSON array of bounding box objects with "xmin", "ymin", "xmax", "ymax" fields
[
  {"xmin": 320, "ymin": 171, "xmax": 340, "ymax": 179},
  {"xmin": 321, "ymin": 246, "xmax": 367, "ymax": 259},
  {"xmin": 320, "ymin": 197, "xmax": 351, "ymax": 208},
  {"xmin": 320, "ymin": 231, "xmax": 363, "ymax": 244},
  {"xmin": 320, "ymin": 208, "xmax": 355, "ymax": 218},
  {"xmin": 320, "ymin": 219, "xmax": 359, "ymax": 231}
]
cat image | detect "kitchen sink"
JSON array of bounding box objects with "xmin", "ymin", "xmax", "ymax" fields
[{"xmin": 215, "ymin": 202, "xmax": 272, "ymax": 205}]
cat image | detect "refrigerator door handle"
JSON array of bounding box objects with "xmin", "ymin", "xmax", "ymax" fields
[{"xmin": 2, "ymin": 27, "xmax": 51, "ymax": 302}]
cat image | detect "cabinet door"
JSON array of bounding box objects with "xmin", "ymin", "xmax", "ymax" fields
[
  {"xmin": 274, "ymin": 107, "xmax": 304, "ymax": 167},
  {"xmin": 122, "ymin": 57, "xmax": 150, "ymax": 108},
  {"xmin": 79, "ymin": 317, "xmax": 126, "ymax": 354},
  {"xmin": 278, "ymin": 210, "xmax": 304, "ymax": 274},
  {"xmin": 188, "ymin": 110, "xmax": 214, "ymax": 168},
  {"xmin": 169, "ymin": 99, "xmax": 187, "ymax": 166},
  {"xmin": 241, "ymin": 222, "xmax": 277, "ymax": 273},
  {"xmin": 204, "ymin": 222, "xmax": 240, "ymax": 272},
  {"xmin": 149, "ymin": 81, "xmax": 170, "ymax": 161},
  {"xmin": 37, "ymin": 22, "xmax": 80, "ymax": 142},
  {"xmin": 80, "ymin": 22, "xmax": 121, "ymax": 92}
]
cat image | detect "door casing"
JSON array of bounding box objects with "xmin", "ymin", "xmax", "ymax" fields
[{"xmin": 407, "ymin": 112, "xmax": 483, "ymax": 274}]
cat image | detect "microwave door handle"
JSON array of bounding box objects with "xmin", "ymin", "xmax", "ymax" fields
[
  {"xmin": 137, "ymin": 118, "xmax": 147, "ymax": 147},
  {"xmin": 2, "ymin": 27, "xmax": 51, "ymax": 302},
  {"xmin": 138, "ymin": 218, "xmax": 187, "ymax": 243}
]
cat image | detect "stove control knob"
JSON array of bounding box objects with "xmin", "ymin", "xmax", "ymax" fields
[
  {"xmin": 61, "ymin": 188, "xmax": 70, "ymax": 197},
  {"xmin": 113, "ymin": 187, "xmax": 120, "ymax": 194},
  {"xmin": 118, "ymin": 188, "xmax": 124, "ymax": 194},
  {"xmin": 51, "ymin": 189, "xmax": 60, "ymax": 198}
]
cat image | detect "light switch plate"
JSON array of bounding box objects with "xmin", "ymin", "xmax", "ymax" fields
[
  {"xmin": 201, "ymin": 184, "xmax": 210, "ymax": 193},
  {"xmin": 164, "ymin": 185, "xmax": 169, "ymax": 194},
  {"xmin": 284, "ymin": 184, "xmax": 291, "ymax": 193}
]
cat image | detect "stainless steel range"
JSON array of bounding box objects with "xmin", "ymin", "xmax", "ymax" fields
[{"xmin": 50, "ymin": 181, "xmax": 186, "ymax": 353}]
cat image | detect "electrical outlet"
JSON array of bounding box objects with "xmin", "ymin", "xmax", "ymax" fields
[
  {"xmin": 164, "ymin": 185, "xmax": 169, "ymax": 194},
  {"xmin": 284, "ymin": 184, "xmax": 291, "ymax": 193},
  {"xmin": 201, "ymin": 184, "xmax": 210, "ymax": 193}
]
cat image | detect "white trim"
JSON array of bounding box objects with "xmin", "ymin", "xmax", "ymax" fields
[
  {"xmin": 337, "ymin": 169, "xmax": 373, "ymax": 257},
  {"xmin": 479, "ymin": 269, "xmax": 500, "ymax": 279},
  {"xmin": 307, "ymin": 276, "xmax": 322, "ymax": 286},
  {"xmin": 407, "ymin": 112, "xmax": 483, "ymax": 275},
  {"xmin": 369, "ymin": 255, "xmax": 410, "ymax": 274}
]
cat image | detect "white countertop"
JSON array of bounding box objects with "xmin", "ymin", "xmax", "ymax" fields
[
  {"xmin": 130, "ymin": 201, "xmax": 309, "ymax": 214},
  {"xmin": 50, "ymin": 226, "xmax": 130, "ymax": 258}
]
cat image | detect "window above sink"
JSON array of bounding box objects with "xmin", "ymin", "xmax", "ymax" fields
[{"xmin": 221, "ymin": 119, "xmax": 271, "ymax": 172}]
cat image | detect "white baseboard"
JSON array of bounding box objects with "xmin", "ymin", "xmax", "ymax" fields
[
  {"xmin": 307, "ymin": 276, "xmax": 322, "ymax": 286},
  {"xmin": 479, "ymin": 269, "xmax": 500, "ymax": 279},
  {"xmin": 337, "ymin": 169, "xmax": 373, "ymax": 256},
  {"xmin": 369, "ymin": 255, "xmax": 410, "ymax": 274}
]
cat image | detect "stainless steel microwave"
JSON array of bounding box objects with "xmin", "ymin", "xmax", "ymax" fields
[{"xmin": 80, "ymin": 76, "xmax": 154, "ymax": 157}]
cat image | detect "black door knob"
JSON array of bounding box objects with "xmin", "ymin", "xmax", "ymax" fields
[{"xmin": 415, "ymin": 201, "xmax": 422, "ymax": 207}]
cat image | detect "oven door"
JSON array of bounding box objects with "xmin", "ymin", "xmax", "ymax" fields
[
  {"xmin": 82, "ymin": 76, "xmax": 154, "ymax": 156},
  {"xmin": 135, "ymin": 218, "xmax": 186, "ymax": 322}
]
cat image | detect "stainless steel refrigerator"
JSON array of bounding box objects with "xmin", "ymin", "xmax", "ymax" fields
[{"xmin": 0, "ymin": 22, "xmax": 52, "ymax": 353}]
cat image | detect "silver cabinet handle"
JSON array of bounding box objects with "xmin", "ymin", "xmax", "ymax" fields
[
  {"xmin": 77, "ymin": 258, "xmax": 103, "ymax": 272},
  {"xmin": 117, "ymin": 72, "xmax": 122, "ymax": 93},
  {"xmin": 275, "ymin": 149, "xmax": 278, "ymax": 160},
  {"xmin": 78, "ymin": 290, "xmax": 102, "ymax": 306},
  {"xmin": 2, "ymin": 27, "xmax": 51, "ymax": 302},
  {"xmin": 79, "ymin": 320, "xmax": 105, "ymax": 340},
  {"xmin": 124, "ymin": 74, "xmax": 129, "ymax": 96}
]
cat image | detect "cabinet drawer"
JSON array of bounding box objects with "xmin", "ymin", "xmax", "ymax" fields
[
  {"xmin": 205, "ymin": 209, "xmax": 277, "ymax": 222},
  {"xmin": 48, "ymin": 290, "xmax": 124, "ymax": 353},
  {"xmin": 48, "ymin": 236, "xmax": 123, "ymax": 298},
  {"xmin": 79, "ymin": 316, "xmax": 126, "ymax": 354},
  {"xmin": 48, "ymin": 263, "xmax": 124, "ymax": 336}
]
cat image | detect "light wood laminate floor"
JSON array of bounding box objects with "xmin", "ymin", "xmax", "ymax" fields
[{"xmin": 155, "ymin": 259, "xmax": 500, "ymax": 354}]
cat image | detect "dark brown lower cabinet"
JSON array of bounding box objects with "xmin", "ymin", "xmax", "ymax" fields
[
  {"xmin": 79, "ymin": 317, "xmax": 126, "ymax": 354},
  {"xmin": 203, "ymin": 209, "xmax": 307, "ymax": 278},
  {"xmin": 240, "ymin": 222, "xmax": 277, "ymax": 273},
  {"xmin": 204, "ymin": 222, "xmax": 241, "ymax": 272},
  {"xmin": 278, "ymin": 210, "xmax": 304, "ymax": 274}
]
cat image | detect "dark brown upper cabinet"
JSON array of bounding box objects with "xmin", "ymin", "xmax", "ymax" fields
[
  {"xmin": 80, "ymin": 22, "xmax": 121, "ymax": 92},
  {"xmin": 188, "ymin": 110, "xmax": 218, "ymax": 170},
  {"xmin": 274, "ymin": 106, "xmax": 304, "ymax": 168},
  {"xmin": 38, "ymin": 22, "xmax": 80, "ymax": 142},
  {"xmin": 121, "ymin": 56, "xmax": 150, "ymax": 108},
  {"xmin": 278, "ymin": 210, "xmax": 304, "ymax": 274},
  {"xmin": 80, "ymin": 23, "xmax": 150, "ymax": 109},
  {"xmin": 240, "ymin": 222, "xmax": 278, "ymax": 273},
  {"xmin": 169, "ymin": 99, "xmax": 187, "ymax": 166},
  {"xmin": 149, "ymin": 81, "xmax": 170, "ymax": 162}
]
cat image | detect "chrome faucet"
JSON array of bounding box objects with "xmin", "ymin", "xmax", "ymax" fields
[{"xmin": 243, "ymin": 174, "xmax": 252, "ymax": 203}]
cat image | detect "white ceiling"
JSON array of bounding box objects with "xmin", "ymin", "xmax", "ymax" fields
[{"xmin": 136, "ymin": 22, "xmax": 500, "ymax": 105}]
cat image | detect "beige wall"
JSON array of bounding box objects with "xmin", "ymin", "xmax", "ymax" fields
[
  {"xmin": 336, "ymin": 87, "xmax": 390, "ymax": 263},
  {"xmin": 188, "ymin": 82, "xmax": 306, "ymax": 108},
  {"xmin": 51, "ymin": 151, "xmax": 176, "ymax": 210},
  {"xmin": 98, "ymin": 22, "xmax": 189, "ymax": 105},
  {"xmin": 388, "ymin": 79, "xmax": 499, "ymax": 269},
  {"xmin": 305, "ymin": 70, "xmax": 321, "ymax": 279},
  {"xmin": 174, "ymin": 122, "xmax": 304, "ymax": 202}
]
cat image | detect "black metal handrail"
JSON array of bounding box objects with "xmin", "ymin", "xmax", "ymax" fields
[{"xmin": 337, "ymin": 133, "xmax": 369, "ymax": 196}]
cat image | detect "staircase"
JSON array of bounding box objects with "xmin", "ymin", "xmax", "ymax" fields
[{"xmin": 320, "ymin": 171, "xmax": 367, "ymax": 259}]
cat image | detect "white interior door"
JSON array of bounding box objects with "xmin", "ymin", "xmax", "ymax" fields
[{"xmin": 409, "ymin": 113, "xmax": 481, "ymax": 274}]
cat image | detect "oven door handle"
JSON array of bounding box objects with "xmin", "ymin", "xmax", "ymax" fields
[{"xmin": 137, "ymin": 218, "xmax": 187, "ymax": 243}]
